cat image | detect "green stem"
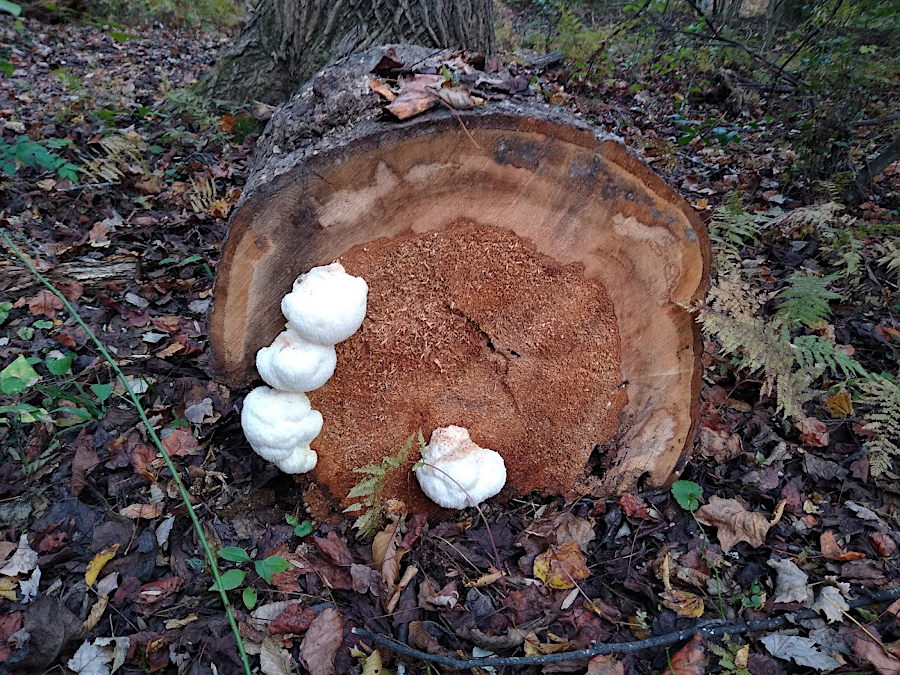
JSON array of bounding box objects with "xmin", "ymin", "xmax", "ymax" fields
[{"xmin": 2, "ymin": 230, "xmax": 252, "ymax": 675}]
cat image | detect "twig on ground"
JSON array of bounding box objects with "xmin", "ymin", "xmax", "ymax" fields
[
  {"xmin": 354, "ymin": 586, "xmax": 900, "ymax": 670},
  {"xmin": 1, "ymin": 230, "xmax": 253, "ymax": 675}
]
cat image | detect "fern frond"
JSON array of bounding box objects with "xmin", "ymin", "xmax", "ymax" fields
[
  {"xmin": 82, "ymin": 133, "xmax": 145, "ymax": 182},
  {"xmin": 875, "ymin": 238, "xmax": 900, "ymax": 285},
  {"xmin": 859, "ymin": 376, "xmax": 900, "ymax": 477},
  {"xmin": 190, "ymin": 175, "xmax": 217, "ymax": 214},
  {"xmin": 774, "ymin": 271, "xmax": 842, "ymax": 328},
  {"xmin": 709, "ymin": 203, "xmax": 781, "ymax": 263}
]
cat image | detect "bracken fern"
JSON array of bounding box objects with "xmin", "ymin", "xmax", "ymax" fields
[
  {"xmin": 859, "ymin": 376, "xmax": 900, "ymax": 477},
  {"xmin": 774, "ymin": 271, "xmax": 843, "ymax": 328}
]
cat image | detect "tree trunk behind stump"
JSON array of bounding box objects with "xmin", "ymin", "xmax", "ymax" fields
[
  {"xmin": 198, "ymin": 0, "xmax": 494, "ymax": 103},
  {"xmin": 210, "ymin": 46, "xmax": 712, "ymax": 517}
]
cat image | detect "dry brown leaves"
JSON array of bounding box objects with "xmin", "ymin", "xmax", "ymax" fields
[
  {"xmin": 695, "ymin": 496, "xmax": 785, "ymax": 551},
  {"xmin": 662, "ymin": 634, "xmax": 707, "ymax": 675},
  {"xmin": 298, "ymin": 608, "xmax": 343, "ymax": 675}
]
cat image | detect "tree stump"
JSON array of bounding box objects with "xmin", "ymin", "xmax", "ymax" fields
[{"xmin": 211, "ymin": 46, "xmax": 711, "ymax": 516}]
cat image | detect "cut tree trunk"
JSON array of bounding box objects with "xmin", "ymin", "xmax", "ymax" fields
[
  {"xmin": 210, "ymin": 46, "xmax": 712, "ymax": 517},
  {"xmin": 198, "ymin": 0, "xmax": 494, "ymax": 103}
]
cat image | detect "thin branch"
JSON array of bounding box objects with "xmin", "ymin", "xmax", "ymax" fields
[
  {"xmin": 1, "ymin": 230, "xmax": 253, "ymax": 675},
  {"xmin": 354, "ymin": 586, "xmax": 900, "ymax": 670}
]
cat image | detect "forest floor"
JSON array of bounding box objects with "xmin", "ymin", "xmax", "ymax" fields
[{"xmin": 0, "ymin": 10, "xmax": 899, "ymax": 675}]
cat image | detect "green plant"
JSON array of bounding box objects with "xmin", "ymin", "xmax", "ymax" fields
[
  {"xmin": 0, "ymin": 136, "xmax": 79, "ymax": 182},
  {"xmin": 774, "ymin": 271, "xmax": 842, "ymax": 328},
  {"xmin": 670, "ymin": 480, "xmax": 725, "ymax": 619},
  {"xmin": 286, "ymin": 514, "xmax": 313, "ymax": 537},
  {"xmin": 740, "ymin": 579, "xmax": 765, "ymax": 610},
  {"xmin": 345, "ymin": 431, "xmax": 426, "ymax": 540},
  {"xmin": 858, "ymin": 376, "xmax": 900, "ymax": 477},
  {"xmin": 708, "ymin": 635, "xmax": 751, "ymax": 675},
  {"xmin": 1, "ymin": 231, "xmax": 252, "ymax": 675},
  {"xmin": 214, "ymin": 546, "xmax": 291, "ymax": 610}
]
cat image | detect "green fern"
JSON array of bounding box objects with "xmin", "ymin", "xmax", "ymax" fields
[
  {"xmin": 859, "ymin": 376, "xmax": 900, "ymax": 477},
  {"xmin": 700, "ymin": 270, "xmax": 864, "ymax": 422},
  {"xmin": 708, "ymin": 636, "xmax": 750, "ymax": 675},
  {"xmin": 875, "ymin": 238, "xmax": 900, "ymax": 285},
  {"xmin": 774, "ymin": 271, "xmax": 843, "ymax": 328},
  {"xmin": 345, "ymin": 431, "xmax": 425, "ymax": 540},
  {"xmin": 709, "ymin": 201, "xmax": 781, "ymax": 263}
]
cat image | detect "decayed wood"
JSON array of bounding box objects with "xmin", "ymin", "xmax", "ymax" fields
[
  {"xmin": 0, "ymin": 253, "xmax": 140, "ymax": 295},
  {"xmin": 211, "ymin": 46, "xmax": 711, "ymax": 513}
]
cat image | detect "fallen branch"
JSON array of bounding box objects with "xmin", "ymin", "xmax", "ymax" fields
[{"xmin": 354, "ymin": 585, "xmax": 900, "ymax": 670}]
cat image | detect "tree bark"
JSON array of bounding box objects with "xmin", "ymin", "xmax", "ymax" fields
[
  {"xmin": 198, "ymin": 0, "xmax": 494, "ymax": 103},
  {"xmin": 848, "ymin": 131, "xmax": 900, "ymax": 202}
]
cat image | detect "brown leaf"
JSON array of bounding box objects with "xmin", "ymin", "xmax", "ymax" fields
[
  {"xmin": 662, "ymin": 634, "xmax": 707, "ymax": 675},
  {"xmin": 697, "ymin": 427, "xmax": 743, "ymax": 463},
  {"xmin": 824, "ymin": 390, "xmax": 853, "ymax": 417},
  {"xmin": 587, "ymin": 654, "xmax": 625, "ymax": 675},
  {"xmin": 71, "ymin": 430, "xmax": 99, "ymax": 497},
  {"xmin": 871, "ymin": 532, "xmax": 898, "ymax": 557},
  {"xmin": 820, "ymin": 531, "xmax": 866, "ymax": 561},
  {"xmin": 298, "ymin": 608, "xmax": 343, "ymax": 675},
  {"xmin": 433, "ymin": 85, "xmax": 476, "ymax": 110},
  {"xmin": 533, "ymin": 542, "xmax": 590, "ymax": 590},
  {"xmin": 135, "ymin": 577, "xmax": 183, "ymax": 612},
  {"xmin": 371, "ymin": 47, "xmax": 404, "ymax": 76},
  {"xmin": 368, "ymin": 78, "xmax": 396, "ymax": 101},
  {"xmin": 130, "ymin": 442, "xmax": 158, "ymax": 481},
  {"xmin": 797, "ymin": 417, "xmax": 829, "ymax": 447},
  {"xmin": 161, "ymin": 428, "xmax": 200, "ymax": 456},
  {"xmin": 28, "ymin": 289, "xmax": 64, "ymax": 318},
  {"xmin": 119, "ymin": 503, "xmax": 163, "ymax": 519},
  {"xmin": 853, "ymin": 630, "xmax": 900, "ymax": 675},
  {"xmin": 56, "ymin": 280, "xmax": 84, "ymax": 302},
  {"xmin": 385, "ymin": 74, "xmax": 443, "ymax": 120},
  {"xmin": 269, "ymin": 604, "xmax": 316, "ymax": 635},
  {"xmin": 372, "ymin": 519, "xmax": 404, "ymax": 600},
  {"xmin": 618, "ymin": 492, "xmax": 653, "ymax": 520},
  {"xmin": 695, "ymin": 496, "xmax": 781, "ymax": 552},
  {"xmin": 313, "ymin": 531, "xmax": 354, "ymax": 567}
]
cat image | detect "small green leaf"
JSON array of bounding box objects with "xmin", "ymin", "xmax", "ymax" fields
[
  {"xmin": 0, "ymin": 0, "xmax": 22, "ymax": 17},
  {"xmin": 292, "ymin": 520, "xmax": 313, "ymax": 537},
  {"xmin": 159, "ymin": 257, "xmax": 178, "ymax": 265},
  {"xmin": 255, "ymin": 555, "xmax": 290, "ymax": 584},
  {"xmin": 16, "ymin": 326, "xmax": 34, "ymax": 341},
  {"xmin": 671, "ymin": 480, "xmax": 703, "ymax": 512},
  {"xmin": 33, "ymin": 320, "xmax": 53, "ymax": 329},
  {"xmin": 0, "ymin": 301, "xmax": 12, "ymax": 324},
  {"xmin": 0, "ymin": 355, "xmax": 41, "ymax": 395},
  {"xmin": 218, "ymin": 546, "xmax": 250, "ymax": 563},
  {"xmin": 46, "ymin": 354, "xmax": 73, "ymax": 375},
  {"xmin": 346, "ymin": 475, "xmax": 380, "ymax": 499},
  {"xmin": 0, "ymin": 59, "xmax": 13, "ymax": 76},
  {"xmin": 242, "ymin": 587, "xmax": 258, "ymax": 610},
  {"xmin": 210, "ymin": 568, "xmax": 246, "ymax": 591},
  {"xmin": 179, "ymin": 255, "xmax": 202, "ymax": 265},
  {"xmin": 90, "ymin": 383, "xmax": 112, "ymax": 404},
  {"xmin": 285, "ymin": 514, "xmax": 299, "ymax": 526}
]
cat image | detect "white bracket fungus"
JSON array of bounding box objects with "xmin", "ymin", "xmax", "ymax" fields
[
  {"xmin": 415, "ymin": 425, "xmax": 507, "ymax": 509},
  {"xmin": 241, "ymin": 262, "xmax": 368, "ymax": 473},
  {"xmin": 240, "ymin": 387, "xmax": 323, "ymax": 474}
]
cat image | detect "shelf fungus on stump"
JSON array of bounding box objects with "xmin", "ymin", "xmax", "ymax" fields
[{"xmin": 211, "ymin": 45, "xmax": 712, "ymax": 517}]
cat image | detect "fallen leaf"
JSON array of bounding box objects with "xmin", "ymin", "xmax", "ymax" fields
[
  {"xmin": 299, "ymin": 608, "xmax": 343, "ymax": 675},
  {"xmin": 533, "ymin": 542, "xmax": 590, "ymax": 590},
  {"xmin": 0, "ymin": 577, "xmax": 17, "ymax": 601},
  {"xmin": 0, "ymin": 533, "xmax": 37, "ymax": 576},
  {"xmin": 28, "ymin": 289, "xmax": 64, "ymax": 318},
  {"xmin": 83, "ymin": 596, "xmax": 109, "ymax": 632},
  {"xmin": 160, "ymin": 428, "xmax": 200, "ymax": 456},
  {"xmin": 67, "ymin": 636, "xmax": 129, "ymax": 675},
  {"xmin": 824, "ymin": 390, "xmax": 853, "ymax": 417},
  {"xmin": 871, "ymin": 532, "xmax": 897, "ymax": 557},
  {"xmin": 368, "ymin": 78, "xmax": 396, "ymax": 101},
  {"xmin": 269, "ymin": 603, "xmax": 316, "ymax": 635},
  {"xmin": 660, "ymin": 553, "xmax": 704, "ymax": 618},
  {"xmin": 797, "ymin": 417, "xmax": 829, "ymax": 446},
  {"xmin": 662, "ymin": 634, "xmax": 706, "ymax": 675},
  {"xmin": 587, "ymin": 654, "xmax": 625, "ymax": 675},
  {"xmin": 695, "ymin": 496, "xmax": 783, "ymax": 551},
  {"xmin": 431, "ymin": 85, "xmax": 476, "ymax": 110},
  {"xmin": 184, "ymin": 398, "xmax": 214, "ymax": 424},
  {"xmin": 119, "ymin": 503, "xmax": 163, "ymax": 519},
  {"xmin": 385, "ymin": 74, "xmax": 443, "ymax": 120},
  {"xmin": 618, "ymin": 492, "xmax": 653, "ymax": 520},
  {"xmin": 768, "ymin": 557, "xmax": 813, "ymax": 605},
  {"xmin": 135, "ymin": 577, "xmax": 183, "ymax": 612},
  {"xmin": 812, "ymin": 586, "xmax": 849, "ymax": 623},
  {"xmin": 260, "ymin": 636, "xmax": 294, "ymax": 675},
  {"xmin": 761, "ymin": 633, "xmax": 840, "ymax": 670},
  {"xmin": 853, "ymin": 630, "xmax": 900, "ymax": 675},
  {"xmin": 820, "ymin": 531, "xmax": 866, "ymax": 561},
  {"xmin": 71, "ymin": 432, "xmax": 100, "ymax": 497},
  {"xmin": 372, "ymin": 520, "xmax": 403, "ymax": 600}
]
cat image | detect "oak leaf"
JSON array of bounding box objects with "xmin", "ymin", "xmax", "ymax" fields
[{"xmin": 299, "ymin": 608, "xmax": 343, "ymax": 675}]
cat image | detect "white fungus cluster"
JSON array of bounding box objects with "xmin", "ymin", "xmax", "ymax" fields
[
  {"xmin": 415, "ymin": 425, "xmax": 507, "ymax": 509},
  {"xmin": 241, "ymin": 263, "xmax": 368, "ymax": 473}
]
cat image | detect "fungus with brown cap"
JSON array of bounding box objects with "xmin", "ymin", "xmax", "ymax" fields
[{"xmin": 212, "ymin": 45, "xmax": 711, "ymax": 517}]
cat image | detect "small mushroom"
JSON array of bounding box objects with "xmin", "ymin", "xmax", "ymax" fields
[
  {"xmin": 256, "ymin": 326, "xmax": 337, "ymax": 392},
  {"xmin": 281, "ymin": 262, "xmax": 369, "ymax": 345},
  {"xmin": 415, "ymin": 425, "xmax": 507, "ymax": 509},
  {"xmin": 241, "ymin": 386, "xmax": 323, "ymax": 474}
]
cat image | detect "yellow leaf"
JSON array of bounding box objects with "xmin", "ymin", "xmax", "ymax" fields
[
  {"xmin": 661, "ymin": 588, "xmax": 705, "ymax": 617},
  {"xmin": 83, "ymin": 596, "xmax": 109, "ymax": 631},
  {"xmin": 209, "ymin": 199, "xmax": 230, "ymax": 218},
  {"xmin": 0, "ymin": 576, "xmax": 17, "ymax": 601},
  {"xmin": 533, "ymin": 542, "xmax": 590, "ymax": 590},
  {"xmin": 464, "ymin": 568, "xmax": 504, "ymax": 588},
  {"xmin": 86, "ymin": 543, "xmax": 120, "ymax": 587},
  {"xmin": 824, "ymin": 390, "xmax": 853, "ymax": 417},
  {"xmin": 361, "ymin": 648, "xmax": 383, "ymax": 675},
  {"xmin": 120, "ymin": 503, "xmax": 163, "ymax": 519}
]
